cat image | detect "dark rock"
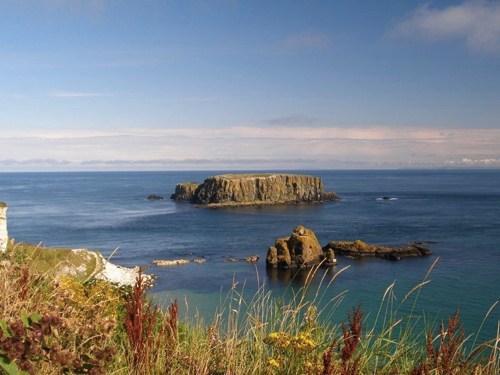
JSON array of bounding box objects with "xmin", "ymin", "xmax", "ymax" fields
[
  {"xmin": 323, "ymin": 240, "xmax": 431, "ymax": 260},
  {"xmin": 147, "ymin": 195, "xmax": 164, "ymax": 200}
]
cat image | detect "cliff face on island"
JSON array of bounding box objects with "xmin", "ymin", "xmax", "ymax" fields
[
  {"xmin": 171, "ymin": 174, "xmax": 339, "ymax": 207},
  {"xmin": 170, "ymin": 182, "xmax": 199, "ymax": 201}
]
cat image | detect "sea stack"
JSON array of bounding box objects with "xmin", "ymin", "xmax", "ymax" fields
[
  {"xmin": 0, "ymin": 202, "xmax": 8, "ymax": 253},
  {"xmin": 266, "ymin": 225, "xmax": 338, "ymax": 268},
  {"xmin": 171, "ymin": 174, "xmax": 339, "ymax": 207}
]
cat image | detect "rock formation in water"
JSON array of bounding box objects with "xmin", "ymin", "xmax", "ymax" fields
[
  {"xmin": 171, "ymin": 174, "xmax": 339, "ymax": 207},
  {"xmin": 323, "ymin": 240, "xmax": 431, "ymax": 260},
  {"xmin": 0, "ymin": 202, "xmax": 8, "ymax": 253},
  {"xmin": 266, "ymin": 225, "xmax": 338, "ymax": 268}
]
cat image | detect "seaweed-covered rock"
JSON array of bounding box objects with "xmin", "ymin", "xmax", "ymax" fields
[{"xmin": 323, "ymin": 240, "xmax": 431, "ymax": 260}]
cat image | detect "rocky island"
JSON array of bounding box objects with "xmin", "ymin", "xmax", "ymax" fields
[{"xmin": 171, "ymin": 174, "xmax": 339, "ymax": 207}]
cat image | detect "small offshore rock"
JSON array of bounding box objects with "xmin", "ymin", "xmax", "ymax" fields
[
  {"xmin": 193, "ymin": 258, "xmax": 206, "ymax": 264},
  {"xmin": 245, "ymin": 255, "xmax": 259, "ymax": 262},
  {"xmin": 147, "ymin": 195, "xmax": 164, "ymax": 200},
  {"xmin": 151, "ymin": 259, "xmax": 190, "ymax": 267},
  {"xmin": 224, "ymin": 258, "xmax": 239, "ymax": 263}
]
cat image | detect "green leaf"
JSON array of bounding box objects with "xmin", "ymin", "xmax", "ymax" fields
[
  {"xmin": 0, "ymin": 354, "xmax": 19, "ymax": 375},
  {"xmin": 20, "ymin": 310, "xmax": 29, "ymax": 327},
  {"xmin": 29, "ymin": 314, "xmax": 42, "ymax": 324},
  {"xmin": 0, "ymin": 320, "xmax": 11, "ymax": 337}
]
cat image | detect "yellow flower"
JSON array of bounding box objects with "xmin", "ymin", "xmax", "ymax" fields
[{"xmin": 267, "ymin": 358, "xmax": 280, "ymax": 369}]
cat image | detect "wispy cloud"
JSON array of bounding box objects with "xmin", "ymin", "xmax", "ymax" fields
[
  {"xmin": 282, "ymin": 29, "xmax": 332, "ymax": 50},
  {"xmin": 0, "ymin": 126, "xmax": 499, "ymax": 170},
  {"xmin": 49, "ymin": 90, "xmax": 112, "ymax": 98},
  {"xmin": 264, "ymin": 114, "xmax": 325, "ymax": 126},
  {"xmin": 393, "ymin": 1, "xmax": 500, "ymax": 53}
]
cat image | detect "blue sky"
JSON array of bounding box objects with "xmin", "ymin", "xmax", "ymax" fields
[{"xmin": 1, "ymin": 0, "xmax": 499, "ymax": 170}]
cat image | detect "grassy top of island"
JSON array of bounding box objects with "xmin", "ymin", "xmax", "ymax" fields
[
  {"xmin": 0, "ymin": 202, "xmax": 7, "ymax": 208},
  {"xmin": 1, "ymin": 240, "xmax": 499, "ymax": 374},
  {"xmin": 213, "ymin": 173, "xmax": 308, "ymax": 180}
]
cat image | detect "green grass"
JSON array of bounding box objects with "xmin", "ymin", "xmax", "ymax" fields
[{"xmin": 215, "ymin": 173, "xmax": 313, "ymax": 180}]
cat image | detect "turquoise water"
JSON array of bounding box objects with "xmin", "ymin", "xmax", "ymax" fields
[{"xmin": 0, "ymin": 170, "xmax": 499, "ymax": 342}]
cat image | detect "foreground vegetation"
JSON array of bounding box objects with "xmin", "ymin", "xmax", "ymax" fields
[{"xmin": 1, "ymin": 243, "xmax": 499, "ymax": 374}]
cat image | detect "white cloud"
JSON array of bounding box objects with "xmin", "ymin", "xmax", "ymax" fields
[
  {"xmin": 49, "ymin": 90, "xmax": 111, "ymax": 98},
  {"xmin": 394, "ymin": 1, "xmax": 500, "ymax": 53}
]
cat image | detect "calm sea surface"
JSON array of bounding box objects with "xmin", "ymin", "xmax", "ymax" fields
[{"xmin": 1, "ymin": 170, "xmax": 499, "ymax": 341}]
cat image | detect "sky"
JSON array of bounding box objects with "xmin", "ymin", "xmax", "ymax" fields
[{"xmin": 1, "ymin": 0, "xmax": 499, "ymax": 171}]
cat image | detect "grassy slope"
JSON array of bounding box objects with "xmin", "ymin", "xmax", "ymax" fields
[
  {"xmin": 5, "ymin": 241, "xmax": 102, "ymax": 282},
  {"xmin": 0, "ymin": 243, "xmax": 499, "ymax": 374}
]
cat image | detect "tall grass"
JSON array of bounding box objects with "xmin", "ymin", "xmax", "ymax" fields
[{"xmin": 1, "ymin": 244, "xmax": 499, "ymax": 374}]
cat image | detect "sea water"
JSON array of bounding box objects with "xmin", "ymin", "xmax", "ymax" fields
[{"xmin": 0, "ymin": 170, "xmax": 499, "ymax": 342}]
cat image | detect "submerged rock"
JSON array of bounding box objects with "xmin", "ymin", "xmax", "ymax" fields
[
  {"xmin": 171, "ymin": 174, "xmax": 339, "ymax": 207},
  {"xmin": 323, "ymin": 240, "xmax": 431, "ymax": 260},
  {"xmin": 266, "ymin": 225, "xmax": 338, "ymax": 269},
  {"xmin": 151, "ymin": 259, "xmax": 190, "ymax": 267}
]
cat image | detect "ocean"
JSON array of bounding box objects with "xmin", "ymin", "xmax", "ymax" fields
[{"xmin": 1, "ymin": 170, "xmax": 499, "ymax": 342}]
